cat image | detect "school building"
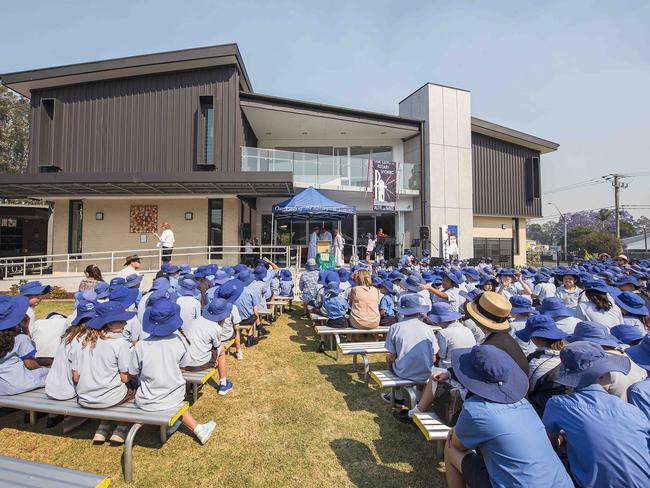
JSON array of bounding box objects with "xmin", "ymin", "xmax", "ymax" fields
[{"xmin": 0, "ymin": 43, "xmax": 558, "ymax": 268}]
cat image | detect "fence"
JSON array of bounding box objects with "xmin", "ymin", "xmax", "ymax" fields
[{"xmin": 0, "ymin": 245, "xmax": 297, "ymax": 279}]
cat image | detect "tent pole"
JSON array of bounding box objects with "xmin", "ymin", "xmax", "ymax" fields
[{"xmin": 353, "ymin": 214, "xmax": 358, "ymax": 263}]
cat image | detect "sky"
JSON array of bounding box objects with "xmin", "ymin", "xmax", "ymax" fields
[{"xmin": 2, "ymin": 0, "xmax": 649, "ymax": 220}]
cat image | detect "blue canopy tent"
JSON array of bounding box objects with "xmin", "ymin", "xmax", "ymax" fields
[{"xmin": 270, "ymin": 187, "xmax": 357, "ymax": 261}]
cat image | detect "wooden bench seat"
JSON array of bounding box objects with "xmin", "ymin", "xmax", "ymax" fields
[
  {"xmin": 0, "ymin": 389, "xmax": 188, "ymax": 482},
  {"xmin": 412, "ymin": 412, "xmax": 451, "ymax": 458},
  {"xmin": 337, "ymin": 342, "xmax": 388, "ymax": 384},
  {"xmin": 0, "ymin": 455, "xmax": 111, "ymax": 488},
  {"xmin": 182, "ymin": 368, "xmax": 217, "ymax": 403}
]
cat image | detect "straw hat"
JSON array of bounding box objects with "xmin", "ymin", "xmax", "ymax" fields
[{"xmin": 466, "ymin": 291, "xmax": 512, "ymax": 331}]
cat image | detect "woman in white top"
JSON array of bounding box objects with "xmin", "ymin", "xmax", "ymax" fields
[
  {"xmin": 576, "ymin": 282, "xmax": 624, "ymax": 329},
  {"xmin": 154, "ymin": 222, "xmax": 175, "ymax": 263}
]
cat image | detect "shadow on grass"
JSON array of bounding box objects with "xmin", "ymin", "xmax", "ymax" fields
[{"xmin": 285, "ymin": 311, "xmax": 340, "ymax": 360}]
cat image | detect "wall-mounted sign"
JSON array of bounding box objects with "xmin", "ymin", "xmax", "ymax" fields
[{"xmin": 372, "ymin": 160, "xmax": 397, "ymax": 212}]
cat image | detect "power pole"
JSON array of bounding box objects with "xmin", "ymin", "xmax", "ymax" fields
[{"xmin": 605, "ymin": 174, "xmax": 628, "ymax": 239}]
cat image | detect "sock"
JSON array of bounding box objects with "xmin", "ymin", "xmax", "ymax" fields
[
  {"xmin": 220, "ymin": 378, "xmax": 227, "ymax": 386},
  {"xmin": 408, "ymin": 404, "xmax": 422, "ymax": 418}
]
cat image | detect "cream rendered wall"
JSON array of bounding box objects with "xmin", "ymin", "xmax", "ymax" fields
[
  {"xmin": 473, "ymin": 215, "xmax": 528, "ymax": 266},
  {"xmin": 51, "ymin": 199, "xmax": 70, "ymax": 256}
]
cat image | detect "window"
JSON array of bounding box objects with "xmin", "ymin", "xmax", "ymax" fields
[
  {"xmin": 473, "ymin": 237, "xmax": 513, "ymax": 267},
  {"xmin": 39, "ymin": 98, "xmax": 57, "ymax": 168},
  {"xmin": 525, "ymin": 156, "xmax": 541, "ymax": 200},
  {"xmin": 208, "ymin": 199, "xmax": 223, "ymax": 259},
  {"xmin": 198, "ymin": 96, "xmax": 215, "ymax": 166},
  {"xmin": 68, "ymin": 200, "xmax": 83, "ymax": 255}
]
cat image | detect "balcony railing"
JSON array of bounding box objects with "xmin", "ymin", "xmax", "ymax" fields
[{"xmin": 241, "ymin": 147, "xmax": 420, "ymax": 193}]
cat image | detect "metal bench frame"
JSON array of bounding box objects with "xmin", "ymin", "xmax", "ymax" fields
[
  {"xmin": 337, "ymin": 342, "xmax": 388, "ymax": 385},
  {"xmin": 182, "ymin": 368, "xmax": 216, "ymax": 403},
  {"xmin": 0, "ymin": 454, "xmax": 111, "ymax": 488},
  {"xmin": 412, "ymin": 412, "xmax": 451, "ymax": 458},
  {"xmin": 314, "ymin": 325, "xmax": 390, "ymax": 354},
  {"xmin": 369, "ymin": 370, "xmax": 420, "ymax": 409}
]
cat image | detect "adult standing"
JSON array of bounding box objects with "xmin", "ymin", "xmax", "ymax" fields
[
  {"xmin": 319, "ymin": 227, "xmax": 333, "ymax": 243},
  {"xmin": 307, "ymin": 226, "xmax": 320, "ymax": 261},
  {"xmin": 332, "ymin": 228, "xmax": 345, "ymax": 266},
  {"xmin": 348, "ymin": 269, "xmax": 381, "ymax": 330},
  {"xmin": 154, "ymin": 223, "xmax": 175, "ymax": 263},
  {"xmin": 117, "ymin": 255, "xmax": 141, "ymax": 279},
  {"xmin": 365, "ymin": 233, "xmax": 376, "ymax": 261}
]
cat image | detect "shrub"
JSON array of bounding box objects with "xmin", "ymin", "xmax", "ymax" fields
[
  {"xmin": 47, "ymin": 285, "xmax": 69, "ymax": 300},
  {"xmin": 8, "ymin": 279, "xmax": 27, "ymax": 296}
]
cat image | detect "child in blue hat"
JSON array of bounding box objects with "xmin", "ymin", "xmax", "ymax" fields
[
  {"xmin": 176, "ymin": 278, "xmax": 201, "ymax": 329},
  {"xmin": 508, "ymin": 295, "xmax": 539, "ymax": 356},
  {"xmin": 576, "ymin": 281, "xmax": 624, "ymax": 328},
  {"xmin": 427, "ymin": 302, "xmax": 475, "ymax": 369},
  {"xmin": 19, "ymin": 280, "xmax": 51, "ymax": 333},
  {"xmin": 554, "ymin": 270, "xmax": 582, "ymax": 309},
  {"xmin": 625, "ymin": 333, "xmax": 650, "ymax": 421},
  {"xmin": 322, "ymin": 281, "xmax": 348, "ymax": 329},
  {"xmin": 0, "ymin": 295, "xmax": 49, "ymax": 396},
  {"xmin": 278, "ymin": 269, "xmax": 295, "ymax": 311},
  {"xmin": 131, "ymin": 300, "xmax": 216, "ymax": 444},
  {"xmin": 615, "ymin": 291, "xmax": 649, "ymax": 334},
  {"xmin": 378, "ymin": 280, "xmax": 397, "ymax": 327}
]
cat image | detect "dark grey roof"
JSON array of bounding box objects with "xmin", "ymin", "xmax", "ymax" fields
[{"xmin": 471, "ymin": 117, "xmax": 559, "ymax": 153}]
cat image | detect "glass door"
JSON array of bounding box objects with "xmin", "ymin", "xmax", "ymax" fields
[
  {"xmin": 208, "ymin": 199, "xmax": 223, "ymax": 259},
  {"xmin": 67, "ymin": 200, "xmax": 83, "ymax": 256}
]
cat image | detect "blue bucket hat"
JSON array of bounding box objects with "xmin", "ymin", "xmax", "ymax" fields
[
  {"xmin": 237, "ymin": 269, "xmax": 255, "ymax": 286},
  {"xmin": 462, "ymin": 268, "xmax": 480, "ymax": 281},
  {"xmin": 478, "ymin": 276, "xmax": 498, "ymax": 289},
  {"xmin": 371, "ymin": 275, "xmax": 383, "ymax": 286},
  {"xmin": 515, "ymin": 314, "xmax": 567, "ymax": 342},
  {"xmin": 233, "ymin": 263, "xmax": 248, "ymax": 274},
  {"xmin": 614, "ymin": 292, "xmax": 649, "ymax": 316},
  {"xmin": 336, "ymin": 268, "xmax": 350, "ymax": 282},
  {"xmin": 71, "ymin": 299, "xmax": 98, "ymax": 326},
  {"xmin": 496, "ymin": 268, "xmax": 515, "ymax": 277},
  {"xmin": 460, "ymin": 288, "xmax": 482, "ymax": 302},
  {"xmin": 583, "ymin": 280, "xmax": 610, "ymax": 294},
  {"xmin": 625, "ymin": 333, "xmax": 650, "ymax": 370},
  {"xmin": 427, "ymin": 302, "xmax": 462, "ymax": 323},
  {"xmin": 254, "ymin": 265, "xmax": 267, "ymax": 281},
  {"xmin": 567, "ymin": 321, "xmax": 621, "ymax": 348},
  {"xmin": 421, "ymin": 272, "xmax": 435, "ymax": 284},
  {"xmin": 146, "ymin": 287, "xmax": 177, "ymax": 307},
  {"xmin": 125, "ymin": 273, "xmax": 143, "ymax": 289},
  {"xmin": 143, "ymin": 299, "xmax": 183, "ymax": 337},
  {"xmin": 150, "ymin": 277, "xmax": 170, "ymax": 291},
  {"xmin": 380, "ymin": 279, "xmax": 397, "ymax": 295},
  {"xmin": 395, "ymin": 295, "xmax": 428, "ymax": 316},
  {"xmin": 86, "ymin": 301, "xmax": 136, "ymax": 330},
  {"xmin": 610, "ymin": 324, "xmax": 644, "ymax": 345},
  {"xmin": 193, "ymin": 265, "xmax": 210, "ymax": 279},
  {"xmin": 74, "ymin": 290, "xmax": 97, "ymax": 303},
  {"xmin": 388, "ymin": 270, "xmax": 405, "ymax": 281},
  {"xmin": 533, "ymin": 274, "xmax": 551, "ymax": 284},
  {"xmin": 177, "ymin": 278, "xmax": 199, "ymax": 298},
  {"xmin": 509, "ymin": 295, "xmax": 537, "ymax": 315},
  {"xmin": 109, "ymin": 277, "xmax": 126, "ymax": 288},
  {"xmin": 305, "ymin": 259, "xmax": 319, "ymax": 271},
  {"xmin": 319, "ymin": 271, "xmax": 340, "ymax": 286},
  {"xmin": 217, "ymin": 279, "xmax": 244, "ymax": 304},
  {"xmin": 325, "ymin": 281, "xmax": 341, "ymax": 294},
  {"xmin": 614, "ymin": 276, "xmax": 640, "ymax": 288},
  {"xmin": 556, "ymin": 341, "xmax": 631, "ymax": 388},
  {"xmin": 203, "ymin": 297, "xmax": 233, "ymax": 323},
  {"xmin": 280, "ymin": 269, "xmax": 293, "ymax": 281},
  {"xmin": 444, "ymin": 268, "xmax": 464, "ymax": 286},
  {"xmin": 213, "ymin": 270, "xmax": 229, "ymax": 285},
  {"xmin": 537, "ymin": 297, "xmax": 574, "ymax": 319},
  {"xmin": 108, "ymin": 285, "xmax": 139, "ymax": 309},
  {"xmin": 401, "ymin": 275, "xmax": 423, "ymax": 293},
  {"xmin": 94, "ymin": 282, "xmax": 110, "ymax": 299},
  {"xmin": 160, "ymin": 263, "xmax": 180, "ymax": 275},
  {"xmin": 451, "ymin": 345, "xmax": 529, "ymax": 403},
  {"xmin": 179, "ymin": 264, "xmax": 192, "ymax": 275},
  {"xmin": 0, "ymin": 295, "xmax": 29, "ymax": 330},
  {"xmin": 19, "ymin": 281, "xmax": 51, "ymax": 297}
]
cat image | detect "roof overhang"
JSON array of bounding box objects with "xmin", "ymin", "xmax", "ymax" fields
[
  {"xmin": 0, "ymin": 171, "xmax": 292, "ymax": 198},
  {"xmin": 241, "ymin": 92, "xmax": 421, "ymax": 141},
  {"xmin": 1, "ymin": 44, "xmax": 253, "ymax": 97},
  {"xmin": 471, "ymin": 117, "xmax": 559, "ymax": 154}
]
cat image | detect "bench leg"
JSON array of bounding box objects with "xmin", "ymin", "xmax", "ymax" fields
[
  {"xmin": 390, "ymin": 387, "xmax": 396, "ymax": 409},
  {"xmin": 404, "ymin": 386, "xmax": 417, "ymax": 409},
  {"xmin": 29, "ymin": 410, "xmax": 37, "ymax": 426},
  {"xmin": 434, "ymin": 440, "xmax": 444, "ymax": 459},
  {"xmin": 160, "ymin": 425, "xmax": 168, "ymax": 444},
  {"xmin": 352, "ymin": 353, "xmax": 357, "ymax": 367},
  {"xmin": 123, "ymin": 423, "xmax": 143, "ymax": 483},
  {"xmin": 192, "ymin": 384, "xmax": 198, "ymax": 404},
  {"xmin": 362, "ymin": 354, "xmax": 370, "ymax": 385}
]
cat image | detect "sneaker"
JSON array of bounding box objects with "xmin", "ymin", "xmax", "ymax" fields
[
  {"xmin": 194, "ymin": 420, "xmax": 216, "ymax": 445},
  {"xmin": 258, "ymin": 325, "xmax": 270, "ymax": 335},
  {"xmin": 380, "ymin": 393, "xmax": 404, "ymax": 406},
  {"xmin": 93, "ymin": 422, "xmax": 112, "ymax": 444},
  {"xmin": 109, "ymin": 424, "xmax": 131, "ymax": 444},
  {"xmin": 236, "ymin": 351, "xmax": 244, "ymax": 361},
  {"xmin": 218, "ymin": 379, "xmax": 233, "ymax": 396}
]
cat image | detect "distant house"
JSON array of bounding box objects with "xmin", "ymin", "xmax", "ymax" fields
[{"xmin": 622, "ymin": 233, "xmax": 649, "ymax": 258}]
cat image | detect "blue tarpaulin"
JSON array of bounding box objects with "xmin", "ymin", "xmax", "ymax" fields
[{"xmin": 272, "ymin": 187, "xmax": 356, "ymax": 221}]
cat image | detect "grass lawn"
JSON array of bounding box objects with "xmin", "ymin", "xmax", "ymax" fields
[{"xmin": 1, "ymin": 300, "xmax": 445, "ymax": 487}]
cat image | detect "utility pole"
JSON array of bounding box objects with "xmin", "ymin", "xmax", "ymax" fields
[
  {"xmin": 606, "ymin": 174, "xmax": 628, "ymax": 239},
  {"xmin": 548, "ymin": 202, "xmax": 568, "ymax": 263}
]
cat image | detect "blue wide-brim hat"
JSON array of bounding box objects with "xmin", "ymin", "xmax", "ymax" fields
[
  {"xmin": 614, "ymin": 276, "xmax": 640, "ymax": 288},
  {"xmin": 108, "ymin": 285, "xmax": 139, "ymax": 308},
  {"xmin": 395, "ymin": 295, "xmax": 429, "ymax": 315},
  {"xmin": 217, "ymin": 279, "xmax": 244, "ymax": 304},
  {"xmin": 94, "ymin": 282, "xmax": 110, "ymax": 299},
  {"xmin": 160, "ymin": 264, "xmax": 180, "ymax": 274},
  {"xmin": 237, "ymin": 269, "xmax": 255, "ymax": 286},
  {"xmin": 86, "ymin": 301, "xmax": 136, "ymax": 330},
  {"xmin": 325, "ymin": 281, "xmax": 341, "ymax": 294},
  {"xmin": 615, "ymin": 292, "xmax": 649, "ymax": 316},
  {"xmin": 143, "ymin": 300, "xmax": 183, "ymax": 337},
  {"xmin": 625, "ymin": 333, "xmax": 650, "ymax": 370},
  {"xmin": 213, "ymin": 270, "xmax": 229, "ymax": 285},
  {"xmin": 556, "ymin": 341, "xmax": 631, "ymax": 388},
  {"xmin": 380, "ymin": 279, "xmax": 397, "ymax": 295},
  {"xmin": 509, "ymin": 295, "xmax": 537, "ymax": 315},
  {"xmin": 371, "ymin": 275, "xmax": 383, "ymax": 286},
  {"xmin": 451, "ymin": 345, "xmax": 529, "ymax": 404},
  {"xmin": 150, "ymin": 277, "xmax": 170, "ymax": 291},
  {"xmin": 515, "ymin": 314, "xmax": 567, "ymax": 342},
  {"xmin": 109, "ymin": 277, "xmax": 126, "ymax": 288},
  {"xmin": 305, "ymin": 259, "xmax": 319, "ymax": 271},
  {"xmin": 427, "ymin": 302, "xmax": 462, "ymax": 323},
  {"xmin": 496, "ymin": 268, "xmax": 515, "ymax": 277},
  {"xmin": 401, "ymin": 276, "xmax": 423, "ymax": 293},
  {"xmin": 567, "ymin": 321, "xmax": 621, "ymax": 348},
  {"xmin": 533, "ymin": 274, "xmax": 551, "ymax": 284},
  {"xmin": 179, "ymin": 264, "xmax": 192, "ymax": 275},
  {"xmin": 388, "ymin": 270, "xmax": 405, "ymax": 281},
  {"xmin": 254, "ymin": 265, "xmax": 267, "ymax": 281},
  {"xmin": 583, "ymin": 280, "xmax": 610, "ymax": 294},
  {"xmin": 125, "ymin": 273, "xmax": 143, "ymax": 288},
  {"xmin": 444, "ymin": 269, "xmax": 464, "ymax": 286},
  {"xmin": 74, "ymin": 290, "xmax": 97, "ymax": 303},
  {"xmin": 0, "ymin": 295, "xmax": 29, "ymax": 330},
  {"xmin": 460, "ymin": 289, "xmax": 482, "ymax": 301},
  {"xmin": 177, "ymin": 278, "xmax": 199, "ymax": 297},
  {"xmin": 19, "ymin": 281, "xmax": 51, "ymax": 297},
  {"xmin": 463, "ymin": 268, "xmax": 480, "ymax": 281},
  {"xmin": 479, "ymin": 276, "xmax": 498, "ymax": 288},
  {"xmin": 537, "ymin": 297, "xmax": 574, "ymax": 318},
  {"xmin": 280, "ymin": 269, "xmax": 293, "ymax": 281},
  {"xmin": 611, "ymin": 324, "xmax": 644, "ymax": 345},
  {"xmin": 71, "ymin": 299, "xmax": 97, "ymax": 326},
  {"xmin": 203, "ymin": 298, "xmax": 233, "ymax": 323}
]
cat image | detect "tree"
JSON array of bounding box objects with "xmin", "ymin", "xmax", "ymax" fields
[
  {"xmin": 619, "ymin": 221, "xmax": 637, "ymax": 239},
  {"xmin": 582, "ymin": 231, "xmax": 622, "ymax": 256},
  {"xmin": 596, "ymin": 209, "xmax": 613, "ymax": 230},
  {"xmin": 0, "ymin": 85, "xmax": 29, "ymax": 173},
  {"xmin": 567, "ymin": 225, "xmax": 594, "ymax": 252}
]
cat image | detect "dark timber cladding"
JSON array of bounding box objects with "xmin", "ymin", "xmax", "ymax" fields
[
  {"xmin": 28, "ymin": 66, "xmax": 241, "ymax": 174},
  {"xmin": 472, "ymin": 132, "xmax": 543, "ymax": 217}
]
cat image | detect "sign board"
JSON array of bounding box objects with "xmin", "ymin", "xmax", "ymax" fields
[
  {"xmin": 372, "ymin": 160, "xmax": 397, "ymax": 211},
  {"xmin": 442, "ymin": 225, "xmax": 459, "ymax": 260}
]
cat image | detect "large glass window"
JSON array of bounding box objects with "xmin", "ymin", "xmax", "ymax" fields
[
  {"xmin": 473, "ymin": 238, "xmax": 513, "ymax": 267},
  {"xmin": 199, "ymin": 96, "xmax": 214, "ymax": 166},
  {"xmin": 208, "ymin": 199, "xmax": 223, "ymax": 259},
  {"xmin": 68, "ymin": 200, "xmax": 83, "ymax": 255}
]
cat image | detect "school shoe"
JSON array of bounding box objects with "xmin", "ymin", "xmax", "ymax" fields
[
  {"xmin": 109, "ymin": 424, "xmax": 131, "ymax": 444},
  {"xmin": 93, "ymin": 422, "xmax": 112, "ymax": 444},
  {"xmin": 392, "ymin": 409, "xmax": 413, "ymax": 424},
  {"xmin": 258, "ymin": 325, "xmax": 270, "ymax": 335},
  {"xmin": 218, "ymin": 379, "xmax": 233, "ymax": 396},
  {"xmin": 236, "ymin": 351, "xmax": 244, "ymax": 360},
  {"xmin": 380, "ymin": 393, "xmax": 404, "ymax": 406},
  {"xmin": 317, "ymin": 341, "xmax": 326, "ymax": 353},
  {"xmin": 194, "ymin": 420, "xmax": 216, "ymax": 445}
]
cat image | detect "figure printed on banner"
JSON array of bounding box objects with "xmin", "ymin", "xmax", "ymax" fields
[
  {"xmin": 372, "ymin": 160, "xmax": 397, "ymax": 211},
  {"xmin": 442, "ymin": 224, "xmax": 459, "ymax": 260}
]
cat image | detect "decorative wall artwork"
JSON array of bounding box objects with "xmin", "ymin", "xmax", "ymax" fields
[{"xmin": 129, "ymin": 205, "xmax": 158, "ymax": 233}]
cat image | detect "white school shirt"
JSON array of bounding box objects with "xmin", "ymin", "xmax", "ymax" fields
[
  {"xmin": 623, "ymin": 316, "xmax": 646, "ymax": 335},
  {"xmin": 117, "ymin": 265, "xmax": 139, "ymax": 279},
  {"xmin": 576, "ymin": 301, "xmax": 624, "ymax": 329},
  {"xmin": 45, "ymin": 337, "xmax": 83, "ymax": 400},
  {"xmin": 137, "ymin": 291, "xmax": 153, "ymax": 324},
  {"xmin": 366, "ymin": 238, "xmax": 376, "ymax": 252},
  {"xmin": 436, "ymin": 321, "xmax": 476, "ymax": 369},
  {"xmin": 220, "ymin": 306, "xmax": 241, "ymax": 341},
  {"xmin": 509, "ymin": 317, "xmax": 537, "ymax": 356},
  {"xmin": 159, "ymin": 229, "xmax": 175, "ymax": 248},
  {"xmin": 30, "ymin": 316, "xmax": 68, "ymax": 358},
  {"xmin": 26, "ymin": 307, "xmax": 36, "ymax": 334},
  {"xmin": 176, "ymin": 296, "xmax": 201, "ymax": 329},
  {"xmin": 554, "ymin": 315, "xmax": 581, "ymax": 335},
  {"xmin": 0, "ymin": 334, "xmax": 49, "ymax": 396},
  {"xmin": 533, "ymin": 282, "xmax": 557, "ymax": 302},
  {"xmin": 73, "ymin": 332, "xmax": 132, "ymax": 408},
  {"xmin": 555, "ymin": 286, "xmax": 582, "ymax": 309},
  {"xmin": 129, "ymin": 334, "xmax": 189, "ymax": 411},
  {"xmin": 607, "ymin": 348, "xmax": 647, "ymax": 402},
  {"xmin": 463, "ymin": 318, "xmax": 486, "ymax": 344},
  {"xmin": 528, "ymin": 349, "xmax": 561, "ymax": 392},
  {"xmin": 123, "ymin": 316, "xmax": 147, "ymax": 343},
  {"xmin": 182, "ymin": 316, "xmax": 221, "ymax": 366}
]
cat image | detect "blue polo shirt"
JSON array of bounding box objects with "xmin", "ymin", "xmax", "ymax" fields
[
  {"xmin": 324, "ymin": 295, "xmax": 348, "ymax": 319},
  {"xmin": 628, "ymin": 378, "xmax": 650, "ymax": 421},
  {"xmin": 234, "ymin": 287, "xmax": 261, "ymax": 321},
  {"xmin": 379, "ymin": 294, "xmax": 395, "ymax": 317},
  {"xmin": 384, "ymin": 318, "xmax": 438, "ymax": 383},
  {"xmin": 543, "ymin": 384, "xmax": 650, "ymax": 488},
  {"xmin": 456, "ymin": 396, "xmax": 573, "ymax": 488}
]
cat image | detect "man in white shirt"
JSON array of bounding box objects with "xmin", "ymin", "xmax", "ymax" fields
[{"xmin": 117, "ymin": 255, "xmax": 141, "ymax": 279}]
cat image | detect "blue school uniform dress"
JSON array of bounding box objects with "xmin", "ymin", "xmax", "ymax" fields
[
  {"xmin": 324, "ymin": 295, "xmax": 348, "ymax": 319},
  {"xmin": 455, "ymin": 396, "xmax": 573, "ymax": 488},
  {"xmin": 0, "ymin": 334, "xmax": 49, "ymax": 395},
  {"xmin": 379, "ymin": 294, "xmax": 395, "ymax": 317},
  {"xmin": 628, "ymin": 378, "xmax": 650, "ymax": 421},
  {"xmin": 543, "ymin": 384, "xmax": 650, "ymax": 488}
]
